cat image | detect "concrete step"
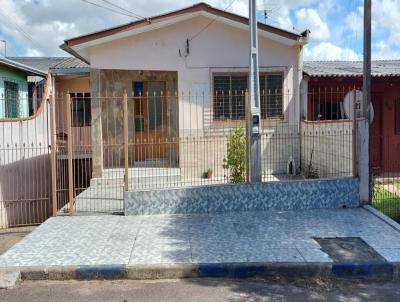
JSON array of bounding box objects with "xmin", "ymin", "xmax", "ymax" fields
[
  {"xmin": 90, "ymin": 175, "xmax": 181, "ymax": 187},
  {"xmin": 90, "ymin": 168, "xmax": 181, "ymax": 187}
]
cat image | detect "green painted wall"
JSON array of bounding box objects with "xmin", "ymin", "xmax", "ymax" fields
[{"xmin": 0, "ymin": 64, "xmax": 29, "ymax": 118}]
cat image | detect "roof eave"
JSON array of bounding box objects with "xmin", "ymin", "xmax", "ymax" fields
[
  {"xmin": 0, "ymin": 58, "xmax": 47, "ymax": 77},
  {"xmin": 63, "ymin": 2, "xmax": 305, "ymax": 49},
  {"xmin": 51, "ymin": 67, "xmax": 90, "ymax": 76},
  {"xmin": 59, "ymin": 43, "xmax": 90, "ymax": 65},
  {"xmin": 304, "ymin": 74, "xmax": 400, "ymax": 78}
]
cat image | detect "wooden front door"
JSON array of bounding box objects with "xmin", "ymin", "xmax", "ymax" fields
[{"xmin": 132, "ymin": 81, "xmax": 168, "ymax": 163}]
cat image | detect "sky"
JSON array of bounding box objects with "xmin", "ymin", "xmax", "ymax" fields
[{"xmin": 0, "ymin": 0, "xmax": 399, "ymax": 61}]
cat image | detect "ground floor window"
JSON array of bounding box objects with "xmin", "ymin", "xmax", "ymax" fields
[
  {"xmin": 70, "ymin": 92, "xmax": 91, "ymax": 127},
  {"xmin": 4, "ymin": 81, "xmax": 19, "ymax": 118},
  {"xmin": 313, "ymin": 101, "xmax": 345, "ymax": 121},
  {"xmin": 213, "ymin": 73, "xmax": 284, "ymax": 121}
]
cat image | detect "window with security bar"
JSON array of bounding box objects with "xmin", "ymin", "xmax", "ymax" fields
[
  {"xmin": 70, "ymin": 92, "xmax": 91, "ymax": 127},
  {"xmin": 259, "ymin": 74, "xmax": 283, "ymax": 119},
  {"xmin": 213, "ymin": 73, "xmax": 283, "ymax": 120},
  {"xmin": 4, "ymin": 81, "xmax": 19, "ymax": 118},
  {"xmin": 313, "ymin": 101, "xmax": 345, "ymax": 121}
]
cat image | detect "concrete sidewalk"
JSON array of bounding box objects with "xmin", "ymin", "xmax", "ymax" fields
[{"xmin": 0, "ymin": 208, "xmax": 400, "ymax": 280}]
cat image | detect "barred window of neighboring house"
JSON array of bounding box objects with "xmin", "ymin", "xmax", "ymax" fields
[
  {"xmin": 213, "ymin": 73, "xmax": 283, "ymax": 120},
  {"xmin": 4, "ymin": 81, "xmax": 19, "ymax": 118},
  {"xmin": 70, "ymin": 92, "xmax": 91, "ymax": 127},
  {"xmin": 313, "ymin": 101, "xmax": 345, "ymax": 121}
]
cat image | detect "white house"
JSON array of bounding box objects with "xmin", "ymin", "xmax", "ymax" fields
[{"xmin": 60, "ymin": 2, "xmax": 309, "ymax": 180}]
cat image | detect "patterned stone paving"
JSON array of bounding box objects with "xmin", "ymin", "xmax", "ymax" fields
[
  {"xmin": 125, "ymin": 178, "xmax": 360, "ymax": 215},
  {"xmin": 1, "ymin": 208, "xmax": 400, "ymax": 267}
]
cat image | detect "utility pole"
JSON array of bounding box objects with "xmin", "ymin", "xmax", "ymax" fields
[
  {"xmin": 359, "ymin": 0, "xmax": 371, "ymax": 203},
  {"xmin": 247, "ymin": 0, "xmax": 262, "ymax": 182},
  {"xmin": 363, "ymin": 0, "xmax": 371, "ymax": 118}
]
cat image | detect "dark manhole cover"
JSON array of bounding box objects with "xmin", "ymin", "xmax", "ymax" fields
[{"xmin": 314, "ymin": 237, "xmax": 386, "ymax": 263}]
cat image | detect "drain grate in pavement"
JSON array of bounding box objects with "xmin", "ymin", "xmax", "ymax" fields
[{"xmin": 313, "ymin": 237, "xmax": 386, "ymax": 263}]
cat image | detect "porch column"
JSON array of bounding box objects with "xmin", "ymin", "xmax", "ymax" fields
[{"xmin": 90, "ymin": 69, "xmax": 103, "ymax": 178}]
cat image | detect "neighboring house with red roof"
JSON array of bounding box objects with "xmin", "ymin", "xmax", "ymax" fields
[{"xmin": 303, "ymin": 60, "xmax": 400, "ymax": 173}]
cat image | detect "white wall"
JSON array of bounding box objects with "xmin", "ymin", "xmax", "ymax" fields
[
  {"xmin": 301, "ymin": 121, "xmax": 353, "ymax": 178},
  {"xmin": 89, "ymin": 15, "xmax": 301, "ymax": 129},
  {"xmin": 0, "ymin": 100, "xmax": 51, "ymax": 228}
]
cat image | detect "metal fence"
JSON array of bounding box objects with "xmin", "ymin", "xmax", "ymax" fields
[
  {"xmin": 52, "ymin": 89, "xmax": 356, "ymax": 214},
  {"xmin": 369, "ymin": 90, "xmax": 400, "ymax": 222},
  {"xmin": 372, "ymin": 138, "xmax": 400, "ymax": 222},
  {"xmin": 0, "ymin": 85, "xmax": 359, "ymax": 227}
]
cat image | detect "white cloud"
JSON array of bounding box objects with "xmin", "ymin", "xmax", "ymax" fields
[
  {"xmin": 295, "ymin": 8, "xmax": 329, "ymax": 41},
  {"xmin": 259, "ymin": 0, "xmax": 321, "ymax": 31},
  {"xmin": 0, "ymin": 0, "xmax": 253, "ymax": 56},
  {"xmin": 25, "ymin": 47, "xmax": 44, "ymax": 56},
  {"xmin": 1, "ymin": 0, "xmax": 398, "ymax": 61},
  {"xmin": 304, "ymin": 42, "xmax": 360, "ymax": 61},
  {"xmin": 372, "ymin": 41, "xmax": 400, "ymax": 60},
  {"xmin": 373, "ymin": 0, "xmax": 400, "ymax": 44},
  {"xmin": 345, "ymin": 11, "xmax": 363, "ymax": 37}
]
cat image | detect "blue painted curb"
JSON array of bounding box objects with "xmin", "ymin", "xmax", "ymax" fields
[
  {"xmin": 230, "ymin": 265, "xmax": 266, "ymax": 278},
  {"xmin": 332, "ymin": 262, "xmax": 394, "ymax": 279},
  {"xmin": 198, "ymin": 263, "xmax": 269, "ymax": 278},
  {"xmin": 197, "ymin": 263, "xmax": 329, "ymax": 279},
  {"xmin": 76, "ymin": 265, "xmax": 128, "ymax": 280},
  {"xmin": 198, "ymin": 264, "xmax": 229, "ymax": 278}
]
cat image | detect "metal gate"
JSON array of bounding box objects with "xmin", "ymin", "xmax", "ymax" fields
[
  {"xmin": 371, "ymin": 93, "xmax": 400, "ymax": 223},
  {"xmin": 0, "ymin": 81, "xmax": 51, "ymax": 229}
]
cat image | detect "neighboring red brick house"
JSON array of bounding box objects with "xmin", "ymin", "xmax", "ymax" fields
[{"xmin": 303, "ymin": 60, "xmax": 400, "ymax": 173}]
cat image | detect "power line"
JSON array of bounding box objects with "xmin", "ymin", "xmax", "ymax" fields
[
  {"xmin": 98, "ymin": 0, "xmax": 146, "ymax": 20},
  {"xmin": 81, "ymin": 0, "xmax": 142, "ymax": 19},
  {"xmin": 0, "ymin": 7, "xmax": 46, "ymax": 54},
  {"xmin": 189, "ymin": 0, "xmax": 237, "ymax": 41}
]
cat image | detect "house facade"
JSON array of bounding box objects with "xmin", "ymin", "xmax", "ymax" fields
[
  {"xmin": 303, "ymin": 60, "xmax": 400, "ymax": 173},
  {"xmin": 61, "ymin": 2, "xmax": 309, "ymax": 179},
  {"xmin": 0, "ymin": 57, "xmax": 46, "ymax": 119}
]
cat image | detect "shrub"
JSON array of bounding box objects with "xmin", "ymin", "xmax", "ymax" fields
[{"xmin": 223, "ymin": 127, "xmax": 247, "ymax": 183}]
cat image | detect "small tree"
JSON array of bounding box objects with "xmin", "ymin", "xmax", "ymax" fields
[
  {"xmin": 223, "ymin": 127, "xmax": 247, "ymax": 183},
  {"xmin": 303, "ymin": 148, "xmax": 319, "ymax": 179}
]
